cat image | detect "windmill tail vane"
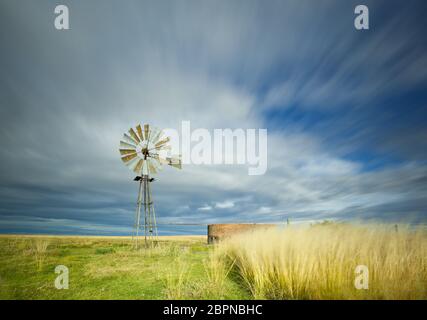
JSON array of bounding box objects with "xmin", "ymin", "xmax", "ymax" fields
[{"xmin": 119, "ymin": 123, "xmax": 182, "ymax": 248}]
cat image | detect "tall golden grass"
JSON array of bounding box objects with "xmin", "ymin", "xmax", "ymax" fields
[
  {"xmin": 211, "ymin": 224, "xmax": 427, "ymax": 299},
  {"xmin": 162, "ymin": 258, "xmax": 190, "ymax": 299},
  {"xmin": 32, "ymin": 239, "xmax": 50, "ymax": 271}
]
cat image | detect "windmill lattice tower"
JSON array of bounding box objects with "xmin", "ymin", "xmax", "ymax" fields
[{"xmin": 119, "ymin": 124, "xmax": 182, "ymax": 248}]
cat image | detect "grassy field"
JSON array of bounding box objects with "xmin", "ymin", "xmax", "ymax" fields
[
  {"xmin": 0, "ymin": 235, "xmax": 248, "ymax": 300},
  {"xmin": 0, "ymin": 224, "xmax": 426, "ymax": 300}
]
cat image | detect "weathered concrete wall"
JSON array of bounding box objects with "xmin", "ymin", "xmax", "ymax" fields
[{"xmin": 207, "ymin": 223, "xmax": 277, "ymax": 244}]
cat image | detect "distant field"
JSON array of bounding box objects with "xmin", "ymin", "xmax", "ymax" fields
[
  {"xmin": 0, "ymin": 224, "xmax": 426, "ymax": 300},
  {"xmin": 0, "ymin": 234, "xmax": 206, "ymax": 241}
]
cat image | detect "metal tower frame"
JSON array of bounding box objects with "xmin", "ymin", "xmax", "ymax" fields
[{"xmin": 133, "ymin": 175, "xmax": 158, "ymax": 248}]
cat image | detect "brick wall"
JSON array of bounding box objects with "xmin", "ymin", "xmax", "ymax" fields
[{"xmin": 207, "ymin": 223, "xmax": 277, "ymax": 244}]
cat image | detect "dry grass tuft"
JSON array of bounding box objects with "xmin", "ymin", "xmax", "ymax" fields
[
  {"xmin": 32, "ymin": 239, "xmax": 50, "ymax": 271},
  {"xmin": 203, "ymin": 251, "xmax": 235, "ymax": 298},
  {"xmin": 162, "ymin": 258, "xmax": 190, "ymax": 299},
  {"xmin": 211, "ymin": 224, "xmax": 427, "ymax": 299}
]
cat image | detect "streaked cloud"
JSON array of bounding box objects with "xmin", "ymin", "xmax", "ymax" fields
[{"xmin": 0, "ymin": 0, "xmax": 426, "ymax": 234}]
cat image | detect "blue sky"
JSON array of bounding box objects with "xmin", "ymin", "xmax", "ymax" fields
[{"xmin": 0, "ymin": 0, "xmax": 426, "ymax": 235}]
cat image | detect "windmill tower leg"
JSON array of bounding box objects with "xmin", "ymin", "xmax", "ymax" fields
[
  {"xmin": 133, "ymin": 178, "xmax": 143, "ymax": 249},
  {"xmin": 147, "ymin": 176, "xmax": 152, "ymax": 245},
  {"xmin": 143, "ymin": 175, "xmax": 148, "ymax": 248},
  {"xmin": 147, "ymin": 178, "xmax": 158, "ymax": 242},
  {"xmin": 140, "ymin": 175, "xmax": 158, "ymax": 248}
]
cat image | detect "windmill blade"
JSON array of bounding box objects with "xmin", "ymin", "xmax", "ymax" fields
[
  {"xmin": 155, "ymin": 136, "xmax": 170, "ymax": 149},
  {"xmin": 136, "ymin": 124, "xmax": 144, "ymax": 142},
  {"xmin": 144, "ymin": 124, "xmax": 150, "ymax": 142},
  {"xmin": 121, "ymin": 152, "xmax": 138, "ymax": 163},
  {"xmin": 150, "ymin": 127, "xmax": 162, "ymax": 144},
  {"xmin": 132, "ymin": 159, "xmax": 144, "ymax": 174},
  {"xmin": 129, "ymin": 128, "xmax": 140, "ymax": 143},
  {"xmin": 150, "ymin": 155, "xmax": 162, "ymax": 169},
  {"xmin": 123, "ymin": 133, "xmax": 138, "ymax": 145},
  {"xmin": 124, "ymin": 156, "xmax": 139, "ymax": 168},
  {"xmin": 120, "ymin": 141, "xmax": 136, "ymax": 149},
  {"xmin": 150, "ymin": 153, "xmax": 163, "ymax": 162},
  {"xmin": 147, "ymin": 158, "xmax": 158, "ymax": 174},
  {"xmin": 119, "ymin": 149, "xmax": 137, "ymax": 156},
  {"xmin": 155, "ymin": 144, "xmax": 171, "ymax": 151}
]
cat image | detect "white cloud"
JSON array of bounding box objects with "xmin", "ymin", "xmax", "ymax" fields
[
  {"xmin": 215, "ymin": 200, "xmax": 235, "ymax": 209},
  {"xmin": 257, "ymin": 207, "xmax": 272, "ymax": 214},
  {"xmin": 197, "ymin": 205, "xmax": 212, "ymax": 211}
]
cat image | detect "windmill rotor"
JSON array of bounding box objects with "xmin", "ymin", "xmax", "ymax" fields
[
  {"xmin": 119, "ymin": 123, "xmax": 182, "ymax": 248},
  {"xmin": 120, "ymin": 124, "xmax": 181, "ymax": 175}
]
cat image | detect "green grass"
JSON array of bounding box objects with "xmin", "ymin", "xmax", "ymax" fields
[{"xmin": 0, "ymin": 236, "xmax": 248, "ymax": 300}]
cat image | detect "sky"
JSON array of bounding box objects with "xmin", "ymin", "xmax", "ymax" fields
[{"xmin": 0, "ymin": 0, "xmax": 426, "ymax": 235}]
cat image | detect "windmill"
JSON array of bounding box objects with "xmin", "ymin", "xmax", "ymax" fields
[{"xmin": 119, "ymin": 124, "xmax": 182, "ymax": 248}]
